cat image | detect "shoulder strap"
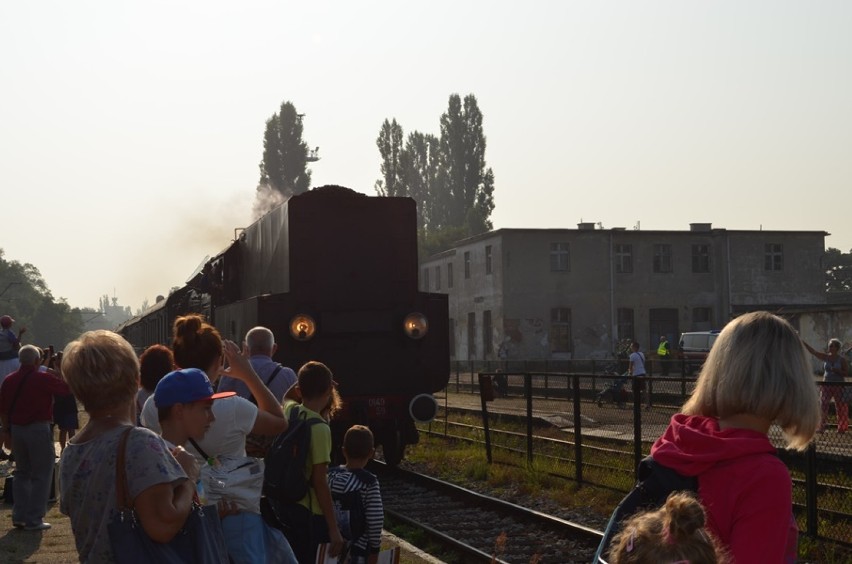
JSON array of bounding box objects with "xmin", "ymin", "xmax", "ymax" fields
[
  {"xmin": 249, "ymin": 364, "xmax": 285, "ymax": 406},
  {"xmin": 114, "ymin": 427, "xmax": 135, "ymax": 510},
  {"xmin": 188, "ymin": 438, "xmax": 211, "ymax": 461},
  {"xmin": 266, "ymin": 365, "xmax": 284, "ymax": 387},
  {"xmin": 350, "ymin": 468, "xmax": 378, "ymax": 487}
]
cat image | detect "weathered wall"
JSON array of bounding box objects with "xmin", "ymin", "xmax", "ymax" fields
[{"xmin": 422, "ymin": 227, "xmax": 828, "ymax": 361}]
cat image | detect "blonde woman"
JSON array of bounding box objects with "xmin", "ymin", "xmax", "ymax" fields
[
  {"xmin": 649, "ymin": 312, "xmax": 820, "ymax": 563},
  {"xmin": 59, "ymin": 331, "xmax": 199, "ymax": 563}
]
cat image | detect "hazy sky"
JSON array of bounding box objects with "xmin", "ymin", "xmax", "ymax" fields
[{"xmin": 2, "ymin": 1, "xmax": 850, "ymax": 312}]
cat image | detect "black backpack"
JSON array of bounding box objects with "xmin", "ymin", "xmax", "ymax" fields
[
  {"xmin": 328, "ymin": 467, "xmax": 377, "ymax": 541},
  {"xmin": 593, "ymin": 455, "xmax": 698, "ymax": 564},
  {"xmin": 263, "ymin": 406, "xmax": 324, "ymax": 505}
]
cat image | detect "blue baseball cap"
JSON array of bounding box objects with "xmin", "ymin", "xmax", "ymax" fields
[{"xmin": 154, "ymin": 368, "xmax": 236, "ymax": 408}]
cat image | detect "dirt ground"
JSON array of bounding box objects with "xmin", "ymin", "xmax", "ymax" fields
[{"xmin": 0, "ymin": 455, "xmax": 76, "ymax": 563}]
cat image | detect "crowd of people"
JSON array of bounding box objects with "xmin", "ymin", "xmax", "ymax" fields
[
  {"xmin": 0, "ymin": 309, "xmax": 849, "ymax": 563},
  {"xmin": 0, "ymin": 314, "xmax": 385, "ymax": 564}
]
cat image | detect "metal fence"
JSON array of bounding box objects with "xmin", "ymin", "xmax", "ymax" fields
[{"xmin": 431, "ymin": 362, "xmax": 852, "ymax": 547}]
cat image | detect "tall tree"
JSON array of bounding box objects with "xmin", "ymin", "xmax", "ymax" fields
[
  {"xmin": 0, "ymin": 248, "xmax": 83, "ymax": 346},
  {"xmin": 400, "ymin": 131, "xmax": 441, "ymax": 231},
  {"xmin": 256, "ymin": 101, "xmax": 312, "ymax": 216},
  {"xmin": 374, "ymin": 119, "xmax": 405, "ymax": 197},
  {"xmin": 825, "ymin": 247, "xmax": 852, "ymax": 292},
  {"xmin": 439, "ymin": 93, "xmax": 494, "ymax": 235},
  {"xmin": 375, "ymin": 94, "xmax": 495, "ymax": 254}
]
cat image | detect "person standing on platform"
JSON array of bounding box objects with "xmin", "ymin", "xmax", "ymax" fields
[
  {"xmin": 0, "ymin": 344, "xmax": 72, "ymax": 530},
  {"xmin": 804, "ymin": 338, "xmax": 848, "ymax": 434},
  {"xmin": 0, "ymin": 315, "xmax": 25, "ymax": 382},
  {"xmin": 657, "ymin": 335, "xmax": 672, "ymax": 376},
  {"xmin": 218, "ymin": 326, "xmax": 295, "ymax": 404},
  {"xmin": 650, "ymin": 312, "xmax": 821, "ymax": 563},
  {"xmin": 629, "ymin": 341, "xmax": 650, "ymax": 409},
  {"xmin": 217, "ymin": 325, "xmax": 296, "ymax": 457},
  {"xmin": 135, "ymin": 344, "xmax": 175, "ymax": 425},
  {"xmin": 270, "ymin": 361, "xmax": 344, "ymax": 563}
]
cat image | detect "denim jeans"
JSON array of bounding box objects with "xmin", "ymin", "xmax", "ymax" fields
[
  {"xmin": 221, "ymin": 511, "xmax": 298, "ymax": 564},
  {"xmin": 11, "ymin": 421, "xmax": 55, "ymax": 526}
]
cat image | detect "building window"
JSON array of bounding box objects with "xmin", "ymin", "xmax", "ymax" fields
[
  {"xmin": 653, "ymin": 244, "xmax": 672, "ymax": 273},
  {"xmin": 693, "ymin": 307, "xmax": 711, "ymax": 323},
  {"xmin": 692, "ymin": 244, "xmax": 711, "ymax": 273},
  {"xmin": 617, "ymin": 308, "xmax": 634, "ymax": 341},
  {"xmin": 447, "ymin": 262, "xmax": 454, "ymax": 288},
  {"xmin": 435, "ymin": 266, "xmax": 441, "ymax": 290},
  {"xmin": 485, "ymin": 245, "xmax": 493, "ymax": 275},
  {"xmin": 464, "ymin": 252, "xmax": 471, "ymax": 279},
  {"xmin": 483, "ymin": 310, "xmax": 492, "ymax": 356},
  {"xmin": 550, "ymin": 242, "xmax": 570, "ymax": 272},
  {"xmin": 550, "ymin": 308, "xmax": 572, "ymax": 353},
  {"xmin": 449, "ymin": 318, "xmax": 455, "ymax": 357},
  {"xmin": 765, "ymin": 244, "xmax": 783, "ymax": 271},
  {"xmin": 467, "ymin": 312, "xmax": 476, "ymax": 359},
  {"xmin": 423, "ymin": 268, "xmax": 429, "ymax": 290},
  {"xmin": 615, "ymin": 244, "xmax": 633, "ymax": 273}
]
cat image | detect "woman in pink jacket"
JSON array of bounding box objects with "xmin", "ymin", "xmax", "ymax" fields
[{"xmin": 650, "ymin": 311, "xmax": 820, "ymax": 563}]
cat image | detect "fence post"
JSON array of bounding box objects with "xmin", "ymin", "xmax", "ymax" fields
[
  {"xmin": 572, "ymin": 374, "xmax": 583, "ymax": 484},
  {"xmin": 478, "ymin": 373, "xmax": 493, "ymax": 464},
  {"xmin": 444, "ymin": 391, "xmax": 448, "ymax": 436},
  {"xmin": 591, "ymin": 359, "xmax": 597, "ymax": 393},
  {"xmin": 805, "ymin": 442, "xmax": 818, "ymax": 537},
  {"xmin": 526, "ymin": 373, "xmax": 533, "ymax": 466},
  {"xmin": 633, "ymin": 377, "xmax": 642, "ymax": 472}
]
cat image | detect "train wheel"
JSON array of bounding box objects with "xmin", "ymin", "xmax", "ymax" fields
[{"xmin": 381, "ymin": 429, "xmax": 405, "ymax": 467}]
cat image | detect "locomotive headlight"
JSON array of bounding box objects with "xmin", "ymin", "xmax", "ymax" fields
[
  {"xmin": 403, "ymin": 312, "xmax": 428, "ymax": 339},
  {"xmin": 289, "ymin": 314, "xmax": 316, "ymax": 341}
]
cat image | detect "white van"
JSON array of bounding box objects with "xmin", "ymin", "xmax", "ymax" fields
[{"xmin": 678, "ymin": 331, "xmax": 720, "ymax": 375}]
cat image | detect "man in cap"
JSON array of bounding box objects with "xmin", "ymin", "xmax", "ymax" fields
[
  {"xmin": 153, "ymin": 367, "xmax": 236, "ymax": 449},
  {"xmin": 0, "ymin": 315, "xmax": 26, "ymax": 383}
]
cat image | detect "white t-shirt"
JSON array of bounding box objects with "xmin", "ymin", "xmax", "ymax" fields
[
  {"xmin": 141, "ymin": 394, "xmax": 258, "ymax": 461},
  {"xmin": 629, "ymin": 351, "xmax": 646, "ymax": 376}
]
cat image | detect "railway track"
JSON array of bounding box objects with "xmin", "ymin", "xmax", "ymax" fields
[{"xmin": 372, "ymin": 462, "xmax": 603, "ymax": 564}]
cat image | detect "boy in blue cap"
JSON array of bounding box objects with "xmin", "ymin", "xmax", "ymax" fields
[{"xmin": 154, "ymin": 367, "xmax": 236, "ymax": 451}]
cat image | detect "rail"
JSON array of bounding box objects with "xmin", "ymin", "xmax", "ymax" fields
[{"xmin": 427, "ymin": 367, "xmax": 852, "ymax": 549}]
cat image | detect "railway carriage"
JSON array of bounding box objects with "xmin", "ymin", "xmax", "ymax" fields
[{"xmin": 119, "ymin": 186, "xmax": 450, "ymax": 463}]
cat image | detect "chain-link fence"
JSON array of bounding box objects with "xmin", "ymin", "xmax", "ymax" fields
[{"xmin": 427, "ymin": 364, "xmax": 852, "ymax": 547}]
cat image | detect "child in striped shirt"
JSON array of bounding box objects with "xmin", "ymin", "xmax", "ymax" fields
[{"xmin": 328, "ymin": 425, "xmax": 383, "ymax": 564}]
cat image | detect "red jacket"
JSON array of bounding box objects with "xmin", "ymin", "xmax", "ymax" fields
[
  {"xmin": 0, "ymin": 365, "xmax": 71, "ymax": 425},
  {"xmin": 651, "ymin": 414, "xmax": 798, "ymax": 564}
]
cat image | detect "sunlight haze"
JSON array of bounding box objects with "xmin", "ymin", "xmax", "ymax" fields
[{"xmin": 2, "ymin": 1, "xmax": 850, "ymax": 312}]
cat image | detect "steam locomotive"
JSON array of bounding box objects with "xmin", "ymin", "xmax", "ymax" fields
[{"xmin": 118, "ymin": 186, "xmax": 450, "ymax": 464}]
